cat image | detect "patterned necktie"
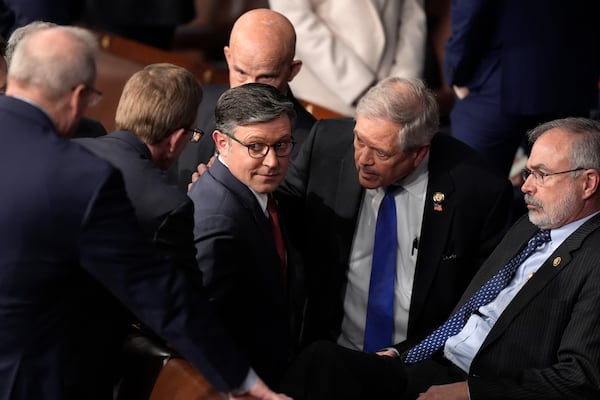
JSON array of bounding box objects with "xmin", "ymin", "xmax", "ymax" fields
[
  {"xmin": 267, "ymin": 194, "xmax": 287, "ymax": 280},
  {"xmin": 364, "ymin": 186, "xmax": 398, "ymax": 352},
  {"xmin": 404, "ymin": 229, "xmax": 551, "ymax": 364}
]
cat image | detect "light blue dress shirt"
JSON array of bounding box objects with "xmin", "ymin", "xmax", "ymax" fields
[{"xmin": 444, "ymin": 212, "xmax": 598, "ymax": 372}]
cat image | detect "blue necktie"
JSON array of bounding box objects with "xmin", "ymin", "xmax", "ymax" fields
[
  {"xmin": 364, "ymin": 186, "xmax": 398, "ymax": 352},
  {"xmin": 404, "ymin": 229, "xmax": 551, "ymax": 364}
]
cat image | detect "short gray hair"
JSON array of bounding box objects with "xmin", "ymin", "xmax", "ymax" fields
[
  {"xmin": 5, "ymin": 21, "xmax": 58, "ymax": 65},
  {"xmin": 356, "ymin": 77, "xmax": 439, "ymax": 152},
  {"xmin": 9, "ymin": 26, "xmax": 98, "ymax": 100},
  {"xmin": 215, "ymin": 82, "xmax": 296, "ymax": 136},
  {"xmin": 528, "ymin": 117, "xmax": 600, "ymax": 171}
]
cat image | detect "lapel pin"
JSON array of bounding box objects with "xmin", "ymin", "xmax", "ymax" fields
[
  {"xmin": 433, "ymin": 192, "xmax": 445, "ymax": 212},
  {"xmin": 553, "ymin": 257, "xmax": 561, "ymax": 267}
]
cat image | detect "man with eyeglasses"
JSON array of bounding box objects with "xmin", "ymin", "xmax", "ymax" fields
[
  {"xmin": 6, "ymin": 20, "xmax": 108, "ymax": 138},
  {"xmin": 174, "ymin": 8, "xmax": 316, "ymax": 192},
  {"xmin": 280, "ymin": 117, "xmax": 600, "ymax": 400},
  {"xmin": 0, "ymin": 27, "xmax": 291, "ymax": 400},
  {"xmin": 76, "ymin": 63, "xmax": 204, "ymax": 269},
  {"xmin": 188, "ymin": 82, "xmax": 302, "ymax": 389},
  {"xmin": 81, "ymin": 63, "xmax": 294, "ymax": 400}
]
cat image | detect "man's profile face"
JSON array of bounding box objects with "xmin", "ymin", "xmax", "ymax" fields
[
  {"xmin": 522, "ymin": 129, "xmax": 586, "ymax": 229},
  {"xmin": 353, "ymin": 116, "xmax": 420, "ymax": 189}
]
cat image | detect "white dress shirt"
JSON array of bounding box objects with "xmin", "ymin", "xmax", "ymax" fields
[{"xmin": 338, "ymin": 154, "xmax": 429, "ymax": 350}]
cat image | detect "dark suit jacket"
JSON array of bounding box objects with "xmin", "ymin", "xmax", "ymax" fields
[
  {"xmin": 449, "ymin": 214, "xmax": 600, "ymax": 399},
  {"xmin": 279, "ymin": 118, "xmax": 513, "ymax": 348},
  {"xmin": 0, "ymin": 96, "xmax": 249, "ymax": 399},
  {"xmin": 76, "ymin": 130, "xmax": 195, "ymax": 269},
  {"xmin": 174, "ymin": 84, "xmax": 316, "ymax": 191},
  {"xmin": 76, "ymin": 131, "xmax": 202, "ymax": 394},
  {"xmin": 444, "ymin": 0, "xmax": 600, "ymax": 116},
  {"xmin": 73, "ymin": 117, "xmax": 107, "ymax": 139},
  {"xmin": 188, "ymin": 159, "xmax": 301, "ymax": 386}
]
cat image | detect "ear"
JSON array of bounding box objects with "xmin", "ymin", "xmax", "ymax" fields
[
  {"xmin": 582, "ymin": 168, "xmax": 600, "ymax": 200},
  {"xmin": 288, "ymin": 59, "xmax": 302, "ymax": 82},
  {"xmin": 412, "ymin": 143, "xmax": 431, "ymax": 168},
  {"xmin": 70, "ymin": 83, "xmax": 87, "ymax": 113},
  {"xmin": 167, "ymin": 128, "xmax": 186, "ymax": 153},
  {"xmin": 224, "ymin": 46, "xmax": 232, "ymax": 67},
  {"xmin": 213, "ymin": 130, "xmax": 229, "ymax": 154},
  {"xmin": 57, "ymin": 83, "xmax": 86, "ymax": 138}
]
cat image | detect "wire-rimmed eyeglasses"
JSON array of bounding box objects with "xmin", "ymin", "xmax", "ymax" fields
[
  {"xmin": 186, "ymin": 128, "xmax": 204, "ymax": 142},
  {"xmin": 225, "ymin": 133, "xmax": 295, "ymax": 158},
  {"xmin": 521, "ymin": 167, "xmax": 585, "ymax": 185}
]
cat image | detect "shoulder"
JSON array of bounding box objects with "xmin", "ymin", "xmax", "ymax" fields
[
  {"xmin": 311, "ymin": 117, "xmax": 355, "ymax": 138},
  {"xmin": 430, "ymin": 133, "xmax": 505, "ymax": 178},
  {"xmin": 73, "ymin": 117, "xmax": 107, "ymax": 138}
]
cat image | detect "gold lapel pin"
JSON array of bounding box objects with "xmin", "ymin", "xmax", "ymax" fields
[
  {"xmin": 433, "ymin": 192, "xmax": 445, "ymax": 212},
  {"xmin": 553, "ymin": 257, "xmax": 561, "ymax": 267}
]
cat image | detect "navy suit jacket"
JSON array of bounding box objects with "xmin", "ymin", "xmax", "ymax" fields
[
  {"xmin": 188, "ymin": 159, "xmax": 301, "ymax": 386},
  {"xmin": 76, "ymin": 131, "xmax": 195, "ymax": 269},
  {"xmin": 175, "ymin": 84, "xmax": 316, "ymax": 191},
  {"xmin": 73, "ymin": 117, "xmax": 107, "ymax": 139},
  {"xmin": 445, "ymin": 0, "xmax": 600, "ymax": 116},
  {"xmin": 452, "ymin": 214, "xmax": 600, "ymax": 399},
  {"xmin": 0, "ymin": 96, "xmax": 249, "ymax": 399},
  {"xmin": 278, "ymin": 118, "xmax": 513, "ymax": 348}
]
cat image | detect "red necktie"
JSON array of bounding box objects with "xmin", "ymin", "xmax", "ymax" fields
[{"xmin": 267, "ymin": 194, "xmax": 287, "ymax": 280}]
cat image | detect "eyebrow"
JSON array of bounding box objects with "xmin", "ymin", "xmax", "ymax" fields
[{"xmin": 354, "ymin": 130, "xmax": 389, "ymax": 154}]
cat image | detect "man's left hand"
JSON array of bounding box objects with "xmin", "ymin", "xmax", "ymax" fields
[{"xmin": 417, "ymin": 381, "xmax": 469, "ymax": 400}]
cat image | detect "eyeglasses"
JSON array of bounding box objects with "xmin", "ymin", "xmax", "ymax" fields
[
  {"xmin": 225, "ymin": 133, "xmax": 295, "ymax": 159},
  {"xmin": 186, "ymin": 128, "xmax": 204, "ymax": 142},
  {"xmin": 82, "ymin": 85, "xmax": 103, "ymax": 107},
  {"xmin": 521, "ymin": 167, "xmax": 586, "ymax": 185}
]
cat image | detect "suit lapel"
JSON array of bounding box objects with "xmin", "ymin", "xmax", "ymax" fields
[
  {"xmin": 481, "ymin": 214, "xmax": 600, "ymax": 347},
  {"xmin": 208, "ymin": 160, "xmax": 270, "ymax": 231},
  {"xmin": 334, "ymin": 143, "xmax": 363, "ymax": 264},
  {"xmin": 409, "ymin": 147, "xmax": 457, "ymax": 320}
]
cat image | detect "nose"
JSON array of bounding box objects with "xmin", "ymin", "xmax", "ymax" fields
[
  {"xmin": 356, "ymin": 148, "xmax": 374, "ymax": 165},
  {"xmin": 521, "ymin": 173, "xmax": 535, "ymax": 194},
  {"xmin": 262, "ymin": 146, "xmax": 279, "ymax": 167}
]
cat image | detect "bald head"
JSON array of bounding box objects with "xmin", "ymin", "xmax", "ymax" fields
[
  {"xmin": 230, "ymin": 8, "xmax": 296, "ymax": 60},
  {"xmin": 225, "ymin": 8, "xmax": 301, "ymax": 93}
]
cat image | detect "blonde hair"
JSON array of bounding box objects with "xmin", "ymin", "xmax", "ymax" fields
[{"xmin": 115, "ymin": 63, "xmax": 203, "ymax": 144}]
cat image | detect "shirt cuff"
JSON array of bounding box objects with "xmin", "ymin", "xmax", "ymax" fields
[{"xmin": 231, "ymin": 368, "xmax": 258, "ymax": 395}]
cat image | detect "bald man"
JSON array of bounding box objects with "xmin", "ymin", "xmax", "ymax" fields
[{"xmin": 174, "ymin": 8, "xmax": 316, "ymax": 191}]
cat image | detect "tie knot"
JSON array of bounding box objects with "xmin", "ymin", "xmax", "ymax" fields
[
  {"xmin": 384, "ymin": 185, "xmax": 399, "ymax": 196},
  {"xmin": 532, "ymin": 229, "xmax": 551, "ymax": 247}
]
